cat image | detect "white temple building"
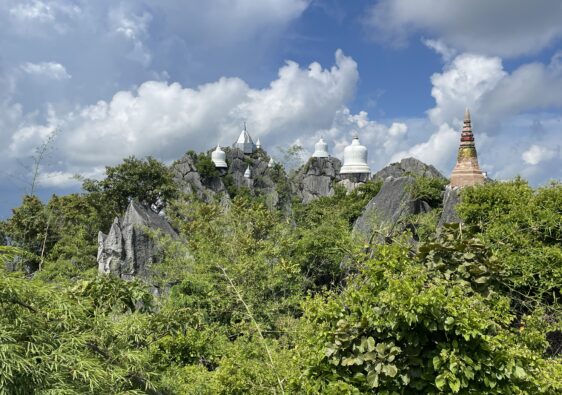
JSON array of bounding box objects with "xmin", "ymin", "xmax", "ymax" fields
[
  {"xmin": 340, "ymin": 135, "xmax": 370, "ymax": 175},
  {"xmin": 256, "ymin": 138, "xmax": 262, "ymax": 150},
  {"xmin": 244, "ymin": 165, "xmax": 252, "ymax": 178},
  {"xmin": 211, "ymin": 145, "xmax": 228, "ymax": 168},
  {"xmin": 233, "ymin": 123, "xmax": 256, "ymax": 154},
  {"xmin": 312, "ymin": 138, "xmax": 329, "ymax": 158},
  {"xmin": 268, "ymin": 157, "xmax": 275, "ymax": 168}
]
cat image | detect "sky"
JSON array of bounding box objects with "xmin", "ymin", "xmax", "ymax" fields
[{"xmin": 1, "ymin": 0, "xmax": 562, "ymax": 217}]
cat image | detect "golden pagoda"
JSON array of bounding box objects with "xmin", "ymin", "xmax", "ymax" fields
[{"xmin": 450, "ymin": 109, "xmax": 485, "ymax": 187}]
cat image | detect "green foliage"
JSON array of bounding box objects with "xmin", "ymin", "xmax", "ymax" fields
[
  {"xmin": 0, "ymin": 269, "xmax": 160, "ymax": 394},
  {"xmin": 82, "ymin": 155, "xmax": 178, "ymax": 215},
  {"xmin": 294, "ymin": 238, "xmax": 562, "ymax": 394},
  {"xmin": 408, "ymin": 175, "xmax": 448, "ymax": 208},
  {"xmin": 193, "ymin": 152, "xmax": 220, "ymax": 181},
  {"xmin": 1, "ymin": 171, "xmax": 561, "ymax": 394},
  {"xmin": 457, "ymin": 180, "xmax": 562, "ymax": 307}
]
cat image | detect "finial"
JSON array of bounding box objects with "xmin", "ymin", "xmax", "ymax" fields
[
  {"xmin": 243, "ymin": 120, "xmax": 247, "ymax": 131},
  {"xmin": 464, "ymin": 108, "xmax": 471, "ymax": 123}
]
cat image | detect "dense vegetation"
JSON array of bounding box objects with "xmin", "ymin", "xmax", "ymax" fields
[{"xmin": 1, "ymin": 156, "xmax": 561, "ymax": 394}]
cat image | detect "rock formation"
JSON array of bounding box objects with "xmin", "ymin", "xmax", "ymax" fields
[
  {"xmin": 97, "ymin": 201, "xmax": 178, "ymax": 280},
  {"xmin": 438, "ymin": 186, "xmax": 462, "ymax": 227},
  {"xmin": 353, "ymin": 176, "xmax": 432, "ymax": 241},
  {"xmin": 291, "ymin": 157, "xmax": 342, "ymax": 204},
  {"xmin": 372, "ymin": 157, "xmax": 445, "ymax": 181}
]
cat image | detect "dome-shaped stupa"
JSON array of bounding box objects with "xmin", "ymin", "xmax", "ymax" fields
[
  {"xmin": 312, "ymin": 138, "xmax": 329, "ymax": 158},
  {"xmin": 244, "ymin": 165, "xmax": 251, "ymax": 178},
  {"xmin": 211, "ymin": 145, "xmax": 228, "ymax": 168},
  {"xmin": 256, "ymin": 138, "xmax": 262, "ymax": 149},
  {"xmin": 340, "ymin": 135, "xmax": 370, "ymax": 175}
]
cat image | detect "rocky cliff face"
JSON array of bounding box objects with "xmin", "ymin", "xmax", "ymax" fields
[
  {"xmin": 290, "ymin": 157, "xmax": 342, "ymax": 204},
  {"xmin": 373, "ymin": 157, "xmax": 445, "ymax": 182},
  {"xmin": 97, "ymin": 201, "xmax": 178, "ymax": 280},
  {"xmin": 353, "ymin": 158, "xmax": 447, "ymax": 242},
  {"xmin": 171, "ymin": 148, "xmax": 291, "ymax": 211},
  {"xmin": 353, "ymin": 176, "xmax": 432, "ymax": 242}
]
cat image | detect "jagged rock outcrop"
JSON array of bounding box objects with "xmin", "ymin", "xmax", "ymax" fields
[
  {"xmin": 373, "ymin": 157, "xmax": 445, "ymax": 181},
  {"xmin": 438, "ymin": 186, "xmax": 462, "ymax": 227},
  {"xmin": 97, "ymin": 201, "xmax": 178, "ymax": 280},
  {"xmin": 170, "ymin": 153, "xmax": 226, "ymax": 203},
  {"xmin": 171, "ymin": 148, "xmax": 291, "ymax": 211},
  {"xmin": 353, "ymin": 176, "xmax": 432, "ymax": 241},
  {"xmin": 291, "ymin": 157, "xmax": 342, "ymax": 203}
]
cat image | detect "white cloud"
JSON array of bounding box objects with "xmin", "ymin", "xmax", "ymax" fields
[
  {"xmin": 366, "ymin": 0, "xmax": 562, "ymax": 58},
  {"xmin": 5, "ymin": 51, "xmax": 359, "ymax": 173},
  {"xmin": 422, "ymin": 38, "xmax": 457, "ymax": 62},
  {"xmin": 522, "ymin": 145, "xmax": 559, "ymax": 166},
  {"xmin": 21, "ymin": 62, "xmax": 71, "ymax": 80}
]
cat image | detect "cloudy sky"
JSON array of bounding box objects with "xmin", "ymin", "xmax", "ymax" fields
[{"xmin": 1, "ymin": 0, "xmax": 561, "ymax": 216}]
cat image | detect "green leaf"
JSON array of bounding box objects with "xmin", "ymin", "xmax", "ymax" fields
[
  {"xmin": 367, "ymin": 370, "xmax": 379, "ymax": 388},
  {"xmin": 383, "ymin": 364, "xmax": 398, "ymax": 378},
  {"xmin": 449, "ymin": 376, "xmax": 461, "ymax": 393},
  {"xmin": 435, "ymin": 375, "xmax": 447, "ymax": 390},
  {"xmin": 513, "ymin": 366, "xmax": 526, "ymax": 379},
  {"xmin": 433, "ymin": 356, "xmax": 441, "ymax": 370}
]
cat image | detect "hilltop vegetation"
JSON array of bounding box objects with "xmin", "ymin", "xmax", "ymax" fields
[{"xmin": 1, "ymin": 155, "xmax": 561, "ymax": 394}]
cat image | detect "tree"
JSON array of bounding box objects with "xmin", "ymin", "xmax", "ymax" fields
[{"xmin": 82, "ymin": 156, "xmax": 178, "ymax": 216}]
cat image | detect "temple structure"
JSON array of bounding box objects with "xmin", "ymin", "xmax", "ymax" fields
[
  {"xmin": 244, "ymin": 165, "xmax": 251, "ymax": 178},
  {"xmin": 233, "ymin": 123, "xmax": 256, "ymax": 154},
  {"xmin": 450, "ymin": 109, "xmax": 485, "ymax": 187},
  {"xmin": 312, "ymin": 137, "xmax": 329, "ymax": 158},
  {"xmin": 211, "ymin": 145, "xmax": 228, "ymax": 168},
  {"xmin": 339, "ymin": 135, "xmax": 370, "ymax": 181}
]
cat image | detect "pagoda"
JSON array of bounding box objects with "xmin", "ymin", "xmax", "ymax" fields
[{"xmin": 450, "ymin": 109, "xmax": 485, "ymax": 187}]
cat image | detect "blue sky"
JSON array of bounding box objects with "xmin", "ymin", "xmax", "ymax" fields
[{"xmin": 1, "ymin": 0, "xmax": 562, "ymax": 218}]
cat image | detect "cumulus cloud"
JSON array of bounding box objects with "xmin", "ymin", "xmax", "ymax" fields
[
  {"xmin": 366, "ymin": 0, "xmax": 562, "ymax": 58},
  {"xmin": 20, "ymin": 62, "xmax": 71, "ymax": 80},
  {"xmin": 522, "ymin": 145, "xmax": 559, "ymax": 166},
  {"xmin": 3, "ymin": 51, "xmax": 361, "ymax": 176}
]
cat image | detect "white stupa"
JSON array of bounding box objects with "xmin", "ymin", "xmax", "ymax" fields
[
  {"xmin": 312, "ymin": 138, "xmax": 329, "ymax": 158},
  {"xmin": 233, "ymin": 122, "xmax": 256, "ymax": 154},
  {"xmin": 268, "ymin": 157, "xmax": 275, "ymax": 168},
  {"xmin": 211, "ymin": 145, "xmax": 228, "ymax": 168},
  {"xmin": 256, "ymin": 138, "xmax": 262, "ymax": 149},
  {"xmin": 244, "ymin": 165, "xmax": 251, "ymax": 178},
  {"xmin": 340, "ymin": 135, "xmax": 370, "ymax": 174}
]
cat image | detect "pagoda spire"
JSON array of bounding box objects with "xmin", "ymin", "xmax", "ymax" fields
[{"xmin": 449, "ymin": 108, "xmax": 485, "ymax": 187}]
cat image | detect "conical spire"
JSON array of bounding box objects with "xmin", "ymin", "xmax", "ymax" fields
[
  {"xmin": 450, "ymin": 108, "xmax": 485, "ymax": 187},
  {"xmin": 234, "ymin": 121, "xmax": 256, "ymax": 154},
  {"xmin": 244, "ymin": 165, "xmax": 251, "ymax": 178}
]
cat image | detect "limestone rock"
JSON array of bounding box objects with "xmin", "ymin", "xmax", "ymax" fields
[
  {"xmin": 353, "ymin": 176, "xmax": 432, "ymax": 241},
  {"xmin": 97, "ymin": 201, "xmax": 177, "ymax": 280},
  {"xmin": 438, "ymin": 186, "xmax": 462, "ymax": 227},
  {"xmin": 171, "ymin": 147, "xmax": 292, "ymax": 212},
  {"xmin": 372, "ymin": 157, "xmax": 445, "ymax": 181},
  {"xmin": 291, "ymin": 157, "xmax": 342, "ymax": 204}
]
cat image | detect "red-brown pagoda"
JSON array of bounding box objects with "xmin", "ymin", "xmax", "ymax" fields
[{"xmin": 450, "ymin": 109, "xmax": 485, "ymax": 187}]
